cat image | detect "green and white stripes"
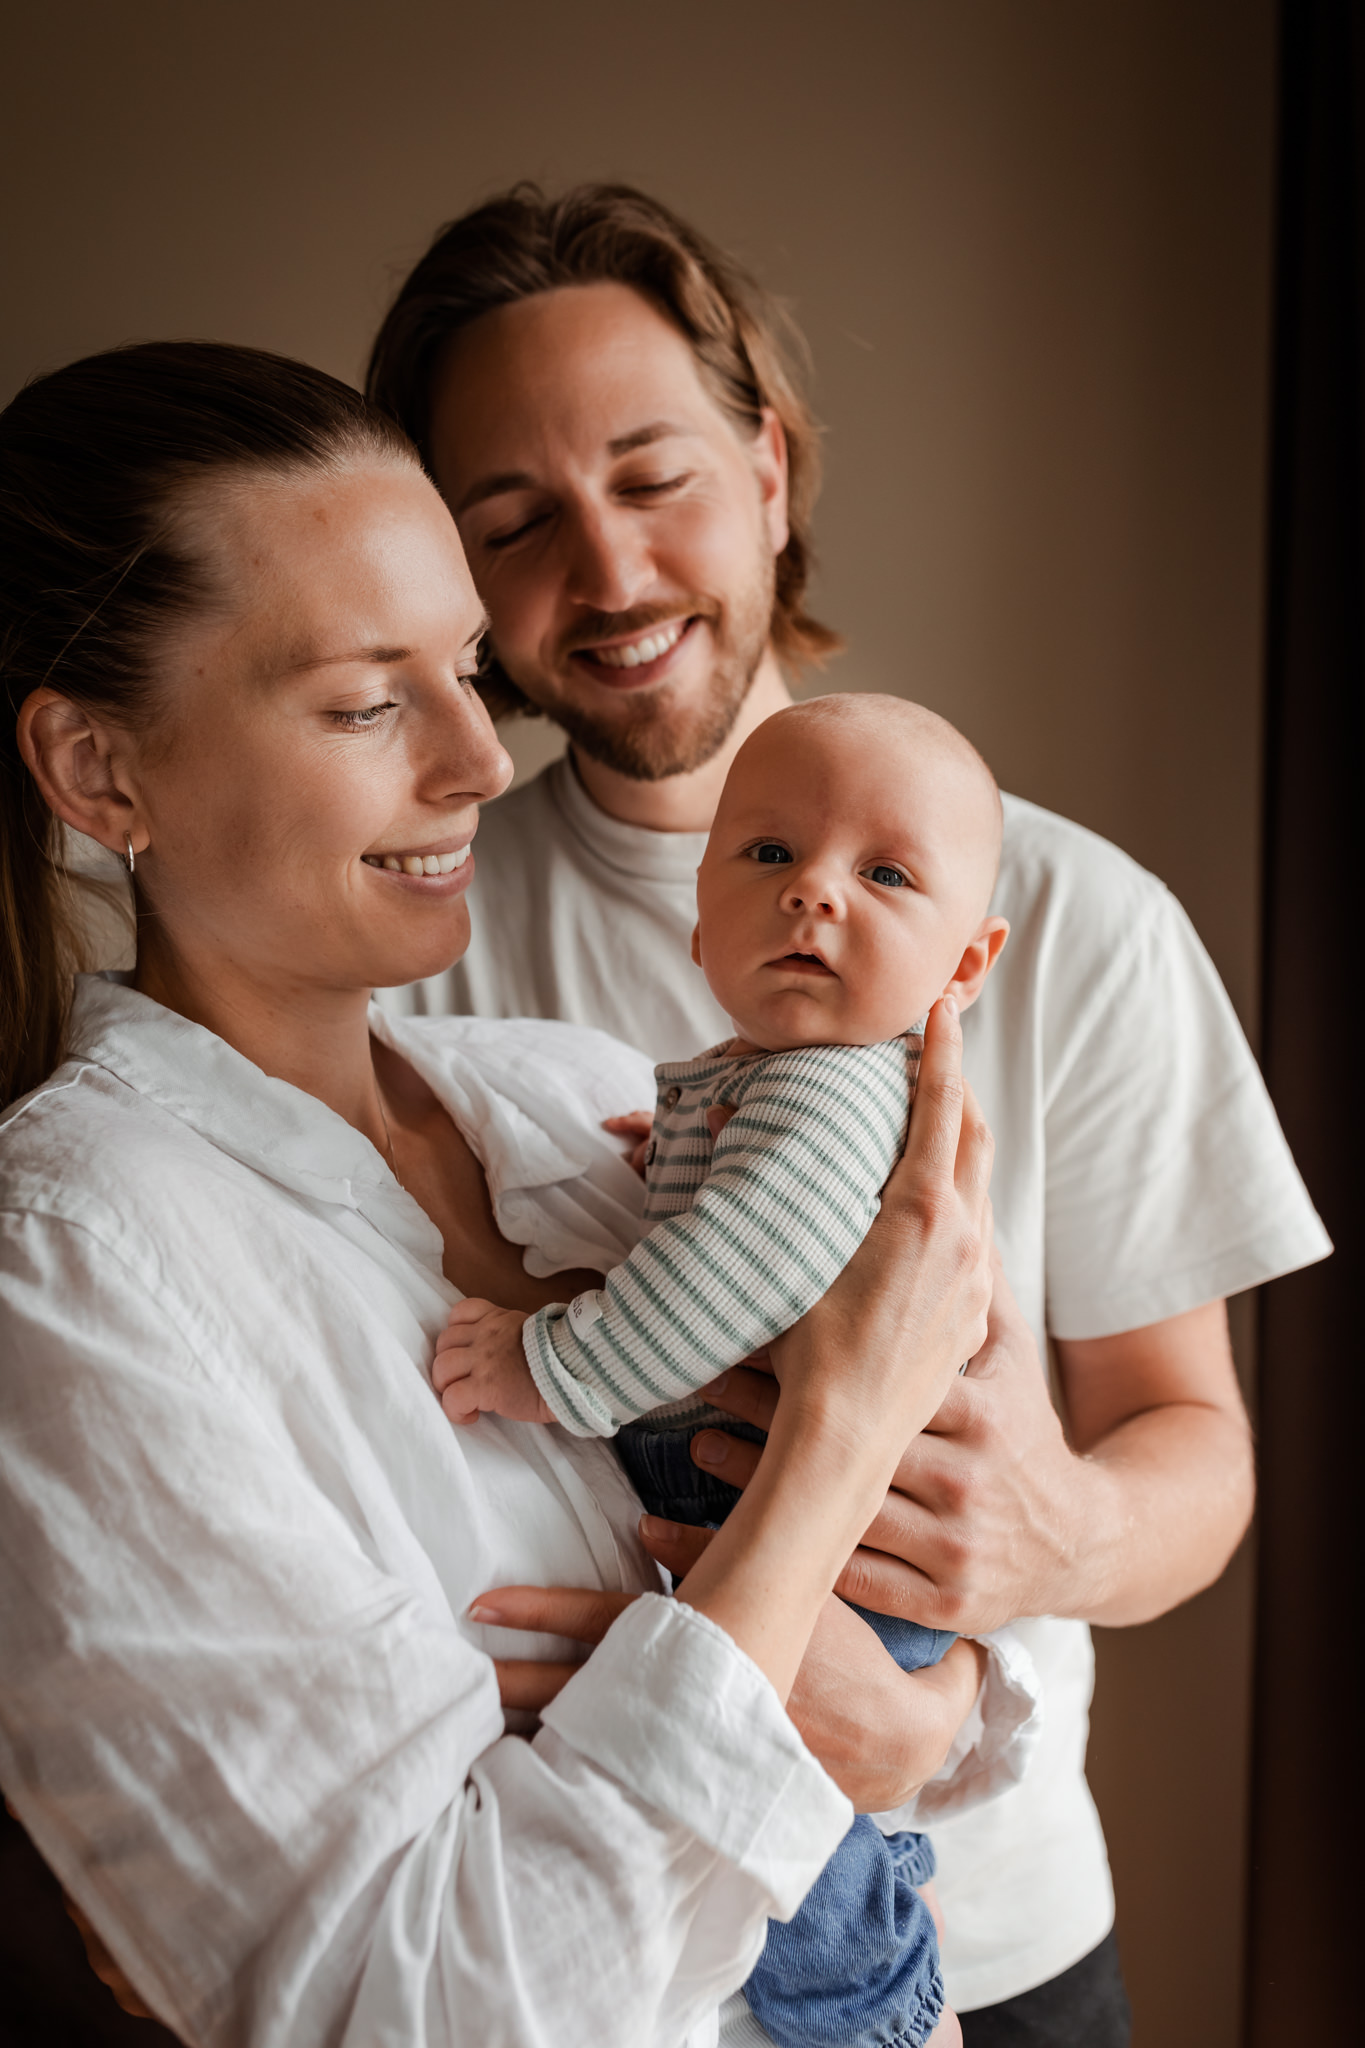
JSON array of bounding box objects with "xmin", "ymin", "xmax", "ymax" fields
[{"xmin": 523, "ymin": 1034, "xmax": 919, "ymax": 1437}]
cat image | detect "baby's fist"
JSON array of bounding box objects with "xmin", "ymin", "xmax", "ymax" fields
[{"xmin": 432, "ymin": 1299, "xmax": 552, "ymax": 1425}]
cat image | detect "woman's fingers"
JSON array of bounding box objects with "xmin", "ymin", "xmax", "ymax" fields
[
  {"xmin": 63, "ymin": 1896, "xmax": 155, "ymax": 2018},
  {"xmin": 493, "ymin": 1658, "xmax": 584, "ymax": 1712},
  {"xmin": 468, "ymin": 1583, "xmax": 637, "ymax": 1643}
]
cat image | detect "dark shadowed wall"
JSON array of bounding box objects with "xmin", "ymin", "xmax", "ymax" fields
[{"xmin": 2, "ymin": 5, "xmax": 1279, "ymax": 2042}]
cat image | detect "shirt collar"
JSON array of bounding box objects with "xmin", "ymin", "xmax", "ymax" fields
[{"xmin": 549, "ymin": 754, "xmax": 711, "ymax": 886}]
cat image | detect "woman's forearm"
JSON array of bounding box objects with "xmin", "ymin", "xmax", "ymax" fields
[{"xmin": 676, "ymin": 1387, "xmax": 903, "ymax": 1700}]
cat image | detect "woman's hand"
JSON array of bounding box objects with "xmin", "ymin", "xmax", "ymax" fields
[
  {"xmin": 763, "ymin": 1000, "xmax": 994, "ymax": 1450},
  {"xmin": 474, "ymin": 1518, "xmax": 985, "ymax": 1812}
]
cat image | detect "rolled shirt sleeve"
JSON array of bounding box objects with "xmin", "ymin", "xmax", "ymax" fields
[{"xmin": 0, "ymin": 1209, "xmax": 850, "ymax": 2048}]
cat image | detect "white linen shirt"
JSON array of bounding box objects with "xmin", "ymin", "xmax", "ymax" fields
[
  {"xmin": 0, "ymin": 976, "xmax": 854, "ymax": 2048},
  {"xmin": 386, "ymin": 759, "xmax": 1333, "ymax": 2013}
]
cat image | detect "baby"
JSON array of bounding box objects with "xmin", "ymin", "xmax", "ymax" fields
[{"xmin": 436, "ymin": 695, "xmax": 1009, "ymax": 2048}]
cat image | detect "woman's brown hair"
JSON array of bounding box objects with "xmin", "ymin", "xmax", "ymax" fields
[
  {"xmin": 0, "ymin": 340, "xmax": 414, "ymax": 1108},
  {"xmin": 366, "ymin": 183, "xmax": 842, "ymax": 715}
]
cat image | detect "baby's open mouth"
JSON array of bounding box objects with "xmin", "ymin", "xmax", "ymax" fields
[{"xmin": 774, "ymin": 952, "xmax": 837, "ymax": 977}]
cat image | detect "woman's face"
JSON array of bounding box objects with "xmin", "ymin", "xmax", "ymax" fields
[{"xmin": 129, "ymin": 459, "xmax": 512, "ymax": 999}]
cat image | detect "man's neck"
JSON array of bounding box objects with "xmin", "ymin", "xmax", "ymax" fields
[{"xmin": 570, "ymin": 650, "xmax": 793, "ymax": 833}]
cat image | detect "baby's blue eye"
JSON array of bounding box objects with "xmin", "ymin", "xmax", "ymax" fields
[
  {"xmin": 751, "ymin": 842, "xmax": 792, "ymax": 865},
  {"xmin": 867, "ymin": 865, "xmax": 905, "ymax": 888}
]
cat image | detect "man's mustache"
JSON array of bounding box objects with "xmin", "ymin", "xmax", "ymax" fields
[{"xmin": 558, "ymin": 599, "xmax": 721, "ymax": 660}]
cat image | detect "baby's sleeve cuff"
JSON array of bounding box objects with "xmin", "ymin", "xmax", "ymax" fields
[{"xmin": 523, "ymin": 1303, "xmax": 620, "ymax": 1438}]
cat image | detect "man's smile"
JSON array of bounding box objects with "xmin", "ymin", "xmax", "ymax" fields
[{"xmin": 568, "ymin": 616, "xmax": 701, "ymax": 688}]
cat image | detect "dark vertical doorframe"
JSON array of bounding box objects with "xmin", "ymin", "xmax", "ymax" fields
[{"xmin": 1249, "ymin": 2, "xmax": 1365, "ymax": 2040}]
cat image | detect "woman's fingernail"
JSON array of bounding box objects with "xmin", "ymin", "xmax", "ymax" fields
[
  {"xmin": 708, "ymin": 1371, "xmax": 730, "ymax": 1395},
  {"xmin": 692, "ymin": 1432, "xmax": 727, "ymax": 1468},
  {"xmin": 943, "ymin": 993, "xmax": 959, "ymax": 1020},
  {"xmin": 467, "ymin": 1602, "xmax": 503, "ymax": 1624},
  {"xmin": 640, "ymin": 1514, "xmax": 686, "ymax": 1542}
]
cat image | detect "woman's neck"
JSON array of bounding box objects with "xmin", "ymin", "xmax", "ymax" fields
[{"xmin": 134, "ymin": 939, "xmax": 389, "ymax": 1148}]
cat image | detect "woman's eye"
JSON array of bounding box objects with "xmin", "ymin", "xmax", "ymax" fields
[
  {"xmin": 332, "ymin": 702, "xmax": 397, "ymax": 731},
  {"xmin": 627, "ymin": 472, "xmax": 690, "ymax": 500},
  {"xmin": 866, "ymin": 864, "xmax": 906, "ymax": 888},
  {"xmin": 749, "ymin": 842, "xmax": 793, "ymax": 865}
]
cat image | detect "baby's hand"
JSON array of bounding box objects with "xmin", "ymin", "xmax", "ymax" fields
[{"xmin": 433, "ymin": 1300, "xmax": 552, "ymax": 1425}]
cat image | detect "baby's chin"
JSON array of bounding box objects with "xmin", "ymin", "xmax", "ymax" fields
[{"xmin": 725, "ymin": 996, "xmax": 926, "ymax": 1055}]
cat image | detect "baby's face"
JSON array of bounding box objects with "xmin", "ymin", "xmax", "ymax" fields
[{"xmin": 694, "ymin": 706, "xmax": 1002, "ymax": 1051}]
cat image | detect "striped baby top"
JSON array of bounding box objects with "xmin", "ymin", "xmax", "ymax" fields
[{"xmin": 522, "ymin": 1032, "xmax": 920, "ymax": 1438}]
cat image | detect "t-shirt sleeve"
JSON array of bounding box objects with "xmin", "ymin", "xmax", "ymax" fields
[{"xmin": 1041, "ymin": 887, "xmax": 1331, "ymax": 1338}]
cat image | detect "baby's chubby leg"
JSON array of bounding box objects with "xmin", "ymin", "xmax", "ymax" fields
[{"xmin": 432, "ymin": 1300, "xmax": 553, "ymax": 1425}]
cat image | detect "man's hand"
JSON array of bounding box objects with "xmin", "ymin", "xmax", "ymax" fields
[
  {"xmin": 692, "ymin": 1272, "xmax": 1254, "ymax": 1633},
  {"xmin": 472, "ymin": 1517, "xmax": 985, "ymax": 1813},
  {"xmin": 433, "ymin": 1299, "xmax": 551, "ymax": 1424}
]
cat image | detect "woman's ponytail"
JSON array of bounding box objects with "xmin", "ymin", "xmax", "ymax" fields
[{"xmin": 0, "ymin": 341, "xmax": 414, "ymax": 1108}]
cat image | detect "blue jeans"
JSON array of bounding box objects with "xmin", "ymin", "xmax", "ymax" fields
[{"xmin": 618, "ymin": 1418, "xmax": 956, "ymax": 2048}]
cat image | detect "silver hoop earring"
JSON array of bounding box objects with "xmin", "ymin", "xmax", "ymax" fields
[{"xmin": 122, "ymin": 833, "xmax": 136, "ymax": 876}]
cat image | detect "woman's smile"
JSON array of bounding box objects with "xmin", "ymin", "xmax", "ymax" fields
[{"xmin": 361, "ymin": 841, "xmax": 472, "ymax": 877}]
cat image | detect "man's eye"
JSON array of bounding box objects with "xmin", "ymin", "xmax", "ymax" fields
[
  {"xmin": 866, "ymin": 864, "xmax": 906, "ymax": 888},
  {"xmin": 749, "ymin": 843, "xmax": 792, "ymax": 865},
  {"xmin": 484, "ymin": 512, "xmax": 549, "ymax": 550}
]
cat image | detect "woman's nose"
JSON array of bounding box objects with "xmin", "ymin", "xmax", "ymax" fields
[
  {"xmin": 431, "ymin": 682, "xmax": 513, "ymax": 804},
  {"xmin": 561, "ymin": 498, "xmax": 655, "ymax": 615}
]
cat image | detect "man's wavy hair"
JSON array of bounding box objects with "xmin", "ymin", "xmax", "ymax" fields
[{"xmin": 366, "ymin": 183, "xmax": 842, "ymax": 716}]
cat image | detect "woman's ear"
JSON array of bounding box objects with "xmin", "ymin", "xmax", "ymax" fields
[
  {"xmin": 16, "ymin": 689, "xmax": 147, "ymax": 860},
  {"xmin": 943, "ymin": 918, "xmax": 1010, "ymax": 1012},
  {"xmin": 751, "ymin": 407, "xmax": 790, "ymax": 559}
]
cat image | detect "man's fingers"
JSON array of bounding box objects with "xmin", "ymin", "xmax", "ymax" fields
[
  {"xmin": 689, "ymin": 1429, "xmax": 763, "ymax": 1490},
  {"xmin": 901, "ymin": 995, "xmax": 966, "ymax": 1176},
  {"xmin": 492, "ymin": 1658, "xmax": 582, "ymax": 1712},
  {"xmin": 468, "ymin": 1583, "xmax": 637, "ymax": 1643},
  {"xmin": 636, "ymin": 1517, "xmax": 716, "ymax": 1577},
  {"xmin": 697, "ymin": 1363, "xmax": 779, "ymax": 1432}
]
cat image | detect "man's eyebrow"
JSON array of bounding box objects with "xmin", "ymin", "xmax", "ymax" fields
[{"xmin": 455, "ymin": 423, "xmax": 693, "ymax": 515}]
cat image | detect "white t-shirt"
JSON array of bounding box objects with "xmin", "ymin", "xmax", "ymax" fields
[{"xmin": 384, "ymin": 753, "xmax": 1331, "ymax": 2013}]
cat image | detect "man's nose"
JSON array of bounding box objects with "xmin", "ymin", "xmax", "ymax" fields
[{"xmin": 561, "ymin": 497, "xmax": 655, "ymax": 614}]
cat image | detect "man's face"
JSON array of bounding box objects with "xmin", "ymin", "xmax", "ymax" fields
[{"xmin": 426, "ymin": 281, "xmax": 790, "ymax": 781}]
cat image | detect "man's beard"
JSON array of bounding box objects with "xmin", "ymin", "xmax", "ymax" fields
[{"xmin": 503, "ymin": 555, "xmax": 775, "ymax": 783}]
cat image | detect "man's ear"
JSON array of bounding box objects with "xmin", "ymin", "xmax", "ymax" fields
[
  {"xmin": 16, "ymin": 689, "xmax": 148, "ymax": 860},
  {"xmin": 751, "ymin": 407, "xmax": 790, "ymax": 559},
  {"xmin": 690, "ymin": 923, "xmax": 703, "ymax": 968},
  {"xmin": 944, "ymin": 917, "xmax": 1010, "ymax": 1012}
]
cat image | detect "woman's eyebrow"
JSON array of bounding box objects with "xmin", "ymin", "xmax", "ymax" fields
[{"xmin": 285, "ymin": 615, "xmax": 491, "ymax": 673}]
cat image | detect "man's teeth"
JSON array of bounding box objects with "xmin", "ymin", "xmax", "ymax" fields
[
  {"xmin": 591, "ymin": 621, "xmax": 686, "ymax": 669},
  {"xmin": 362, "ymin": 846, "xmax": 469, "ymax": 875}
]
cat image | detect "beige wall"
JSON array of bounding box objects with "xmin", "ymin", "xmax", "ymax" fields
[{"xmin": 4, "ymin": 3, "xmax": 1276, "ymax": 2039}]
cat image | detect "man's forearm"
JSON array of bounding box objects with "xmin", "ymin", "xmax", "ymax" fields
[{"xmin": 1058, "ymin": 1397, "xmax": 1255, "ymax": 1626}]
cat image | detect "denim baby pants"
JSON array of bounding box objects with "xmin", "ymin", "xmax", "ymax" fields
[{"xmin": 618, "ymin": 1417, "xmax": 955, "ymax": 2048}]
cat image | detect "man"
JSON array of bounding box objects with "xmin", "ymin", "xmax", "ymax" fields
[{"xmin": 368, "ymin": 185, "xmax": 1330, "ymax": 2045}]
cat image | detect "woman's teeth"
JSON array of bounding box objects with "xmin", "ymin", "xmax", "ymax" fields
[
  {"xmin": 591, "ymin": 620, "xmax": 686, "ymax": 669},
  {"xmin": 362, "ymin": 847, "xmax": 469, "ymax": 876}
]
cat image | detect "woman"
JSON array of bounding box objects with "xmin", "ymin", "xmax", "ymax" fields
[{"xmin": 0, "ymin": 342, "xmax": 992, "ymax": 2047}]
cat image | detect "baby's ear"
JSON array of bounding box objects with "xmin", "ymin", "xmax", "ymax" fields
[
  {"xmin": 690, "ymin": 923, "xmax": 703, "ymax": 968},
  {"xmin": 944, "ymin": 917, "xmax": 1010, "ymax": 1012}
]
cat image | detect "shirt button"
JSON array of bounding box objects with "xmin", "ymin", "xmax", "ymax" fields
[
  {"xmin": 644, "ymin": 1139, "xmax": 657, "ymax": 1164},
  {"xmin": 664, "ymin": 1086, "xmax": 681, "ymax": 1109}
]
